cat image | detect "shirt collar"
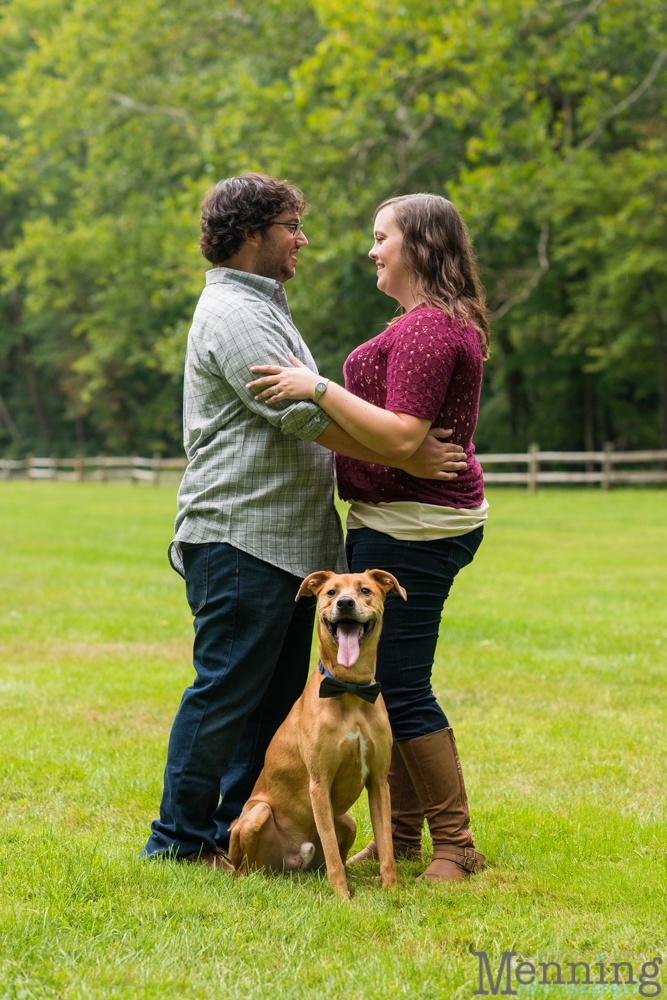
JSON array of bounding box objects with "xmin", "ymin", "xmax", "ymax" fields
[
  {"xmin": 205, "ymin": 267, "xmax": 290, "ymax": 317},
  {"xmin": 205, "ymin": 267, "xmax": 279, "ymax": 297}
]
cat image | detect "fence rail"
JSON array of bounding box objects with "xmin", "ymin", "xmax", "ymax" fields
[
  {"xmin": 478, "ymin": 443, "xmax": 667, "ymax": 490},
  {"xmin": 0, "ymin": 454, "xmax": 187, "ymax": 485},
  {"xmin": 1, "ymin": 445, "xmax": 667, "ymax": 489}
]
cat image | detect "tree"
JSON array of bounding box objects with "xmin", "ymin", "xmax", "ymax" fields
[{"xmin": 1, "ymin": 0, "xmax": 665, "ymax": 455}]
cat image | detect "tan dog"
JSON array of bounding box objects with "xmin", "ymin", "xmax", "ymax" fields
[{"xmin": 229, "ymin": 569, "xmax": 407, "ymax": 898}]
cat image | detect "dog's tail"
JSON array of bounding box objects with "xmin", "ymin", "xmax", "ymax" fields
[{"xmin": 299, "ymin": 842, "xmax": 315, "ymax": 869}]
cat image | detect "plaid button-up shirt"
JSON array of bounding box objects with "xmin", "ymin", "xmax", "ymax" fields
[{"xmin": 169, "ymin": 267, "xmax": 346, "ymax": 580}]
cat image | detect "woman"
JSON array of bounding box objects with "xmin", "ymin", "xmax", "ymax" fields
[{"xmin": 247, "ymin": 193, "xmax": 489, "ymax": 882}]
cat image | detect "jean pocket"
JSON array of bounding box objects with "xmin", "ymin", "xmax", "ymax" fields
[
  {"xmin": 182, "ymin": 543, "xmax": 209, "ymax": 615},
  {"xmin": 447, "ymin": 526, "xmax": 484, "ymax": 575}
]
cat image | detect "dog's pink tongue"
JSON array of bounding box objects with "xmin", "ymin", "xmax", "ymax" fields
[{"xmin": 337, "ymin": 623, "xmax": 363, "ymax": 669}]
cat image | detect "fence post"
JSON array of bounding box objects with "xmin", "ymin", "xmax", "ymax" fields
[
  {"xmin": 26, "ymin": 453, "xmax": 34, "ymax": 480},
  {"xmin": 528, "ymin": 443, "xmax": 539, "ymax": 493},
  {"xmin": 75, "ymin": 454, "xmax": 83, "ymax": 482},
  {"xmin": 99, "ymin": 455, "xmax": 107, "ymax": 483},
  {"xmin": 602, "ymin": 442, "xmax": 614, "ymax": 491},
  {"xmin": 152, "ymin": 452, "xmax": 161, "ymax": 487}
]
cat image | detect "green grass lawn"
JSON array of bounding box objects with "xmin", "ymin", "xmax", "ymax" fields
[{"xmin": 1, "ymin": 482, "xmax": 666, "ymax": 1000}]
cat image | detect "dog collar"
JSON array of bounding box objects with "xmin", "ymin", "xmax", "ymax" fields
[{"xmin": 317, "ymin": 661, "xmax": 381, "ymax": 705}]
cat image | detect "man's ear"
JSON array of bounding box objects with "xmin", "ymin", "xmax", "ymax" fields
[
  {"xmin": 242, "ymin": 228, "xmax": 261, "ymax": 248},
  {"xmin": 365, "ymin": 569, "xmax": 407, "ymax": 601},
  {"xmin": 295, "ymin": 570, "xmax": 335, "ymax": 601}
]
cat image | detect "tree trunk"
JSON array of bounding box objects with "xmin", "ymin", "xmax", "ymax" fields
[
  {"xmin": 645, "ymin": 279, "xmax": 667, "ymax": 451},
  {"xmin": 583, "ymin": 374, "xmax": 596, "ymax": 483},
  {"xmin": 21, "ymin": 341, "xmax": 50, "ymax": 439},
  {"xmin": 601, "ymin": 407, "xmax": 614, "ymax": 449},
  {"xmin": 8, "ymin": 288, "xmax": 51, "ymax": 441},
  {"xmin": 495, "ymin": 327, "xmax": 530, "ymax": 439},
  {"xmin": 0, "ymin": 389, "xmax": 20, "ymax": 441},
  {"xmin": 655, "ymin": 323, "xmax": 667, "ymax": 450}
]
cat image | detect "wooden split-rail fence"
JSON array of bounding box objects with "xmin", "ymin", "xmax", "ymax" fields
[
  {"xmin": 0, "ymin": 454, "xmax": 187, "ymax": 486},
  {"xmin": 479, "ymin": 444, "xmax": 667, "ymax": 491},
  {"xmin": 1, "ymin": 445, "xmax": 666, "ymax": 490}
]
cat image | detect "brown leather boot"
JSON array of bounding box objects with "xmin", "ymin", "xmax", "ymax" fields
[
  {"xmin": 398, "ymin": 727, "xmax": 485, "ymax": 882},
  {"xmin": 347, "ymin": 742, "xmax": 425, "ymax": 863}
]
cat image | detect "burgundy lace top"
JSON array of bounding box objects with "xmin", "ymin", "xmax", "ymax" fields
[{"xmin": 335, "ymin": 306, "xmax": 485, "ymax": 508}]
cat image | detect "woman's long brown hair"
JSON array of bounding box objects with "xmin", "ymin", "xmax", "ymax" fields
[{"xmin": 375, "ymin": 194, "xmax": 490, "ymax": 359}]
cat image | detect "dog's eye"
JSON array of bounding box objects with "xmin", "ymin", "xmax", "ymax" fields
[
  {"xmin": 360, "ymin": 587, "xmax": 371, "ymax": 595},
  {"xmin": 326, "ymin": 589, "xmax": 337, "ymax": 597}
]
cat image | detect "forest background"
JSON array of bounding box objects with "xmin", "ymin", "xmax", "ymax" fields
[{"xmin": 0, "ymin": 0, "xmax": 666, "ymax": 459}]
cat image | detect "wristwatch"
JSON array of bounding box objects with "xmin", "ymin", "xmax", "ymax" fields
[{"xmin": 313, "ymin": 378, "xmax": 330, "ymax": 405}]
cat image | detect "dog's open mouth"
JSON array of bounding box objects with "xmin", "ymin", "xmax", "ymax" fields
[{"xmin": 323, "ymin": 617, "xmax": 376, "ymax": 669}]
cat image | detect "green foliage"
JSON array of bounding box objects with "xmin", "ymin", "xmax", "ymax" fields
[
  {"xmin": 1, "ymin": 483, "xmax": 666, "ymax": 997},
  {"xmin": 0, "ymin": 0, "xmax": 666, "ymax": 454}
]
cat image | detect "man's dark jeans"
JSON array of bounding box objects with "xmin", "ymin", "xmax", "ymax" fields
[
  {"xmin": 346, "ymin": 525, "xmax": 484, "ymax": 742},
  {"xmin": 141, "ymin": 542, "xmax": 315, "ymax": 859}
]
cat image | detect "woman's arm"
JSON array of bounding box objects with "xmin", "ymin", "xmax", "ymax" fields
[
  {"xmin": 247, "ymin": 355, "xmax": 433, "ymax": 461},
  {"xmin": 315, "ymin": 423, "xmax": 467, "ymax": 481}
]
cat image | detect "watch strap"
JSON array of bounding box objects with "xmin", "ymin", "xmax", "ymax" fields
[{"xmin": 313, "ymin": 378, "xmax": 330, "ymax": 404}]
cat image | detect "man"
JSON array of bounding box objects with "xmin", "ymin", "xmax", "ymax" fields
[{"xmin": 141, "ymin": 173, "xmax": 465, "ymax": 868}]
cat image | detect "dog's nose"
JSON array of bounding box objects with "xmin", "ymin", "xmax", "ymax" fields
[{"xmin": 336, "ymin": 596, "xmax": 356, "ymax": 611}]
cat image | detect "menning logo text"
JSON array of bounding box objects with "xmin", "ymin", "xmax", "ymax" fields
[{"xmin": 472, "ymin": 951, "xmax": 663, "ymax": 997}]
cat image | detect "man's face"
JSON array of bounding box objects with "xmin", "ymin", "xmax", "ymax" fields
[{"xmin": 253, "ymin": 208, "xmax": 308, "ymax": 283}]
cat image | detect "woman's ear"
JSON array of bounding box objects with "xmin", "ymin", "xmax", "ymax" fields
[
  {"xmin": 365, "ymin": 569, "xmax": 407, "ymax": 601},
  {"xmin": 295, "ymin": 570, "xmax": 335, "ymax": 601}
]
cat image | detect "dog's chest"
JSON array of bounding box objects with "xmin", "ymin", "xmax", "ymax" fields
[
  {"xmin": 330, "ymin": 724, "xmax": 375, "ymax": 807},
  {"xmin": 346, "ymin": 725, "xmax": 372, "ymax": 782}
]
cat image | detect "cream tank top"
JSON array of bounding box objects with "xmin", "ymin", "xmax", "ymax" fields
[{"xmin": 346, "ymin": 498, "xmax": 489, "ymax": 542}]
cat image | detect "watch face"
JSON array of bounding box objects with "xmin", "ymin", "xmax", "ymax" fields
[{"xmin": 316, "ymin": 381, "xmax": 326, "ymax": 392}]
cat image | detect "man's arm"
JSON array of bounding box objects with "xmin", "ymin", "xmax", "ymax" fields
[
  {"xmin": 209, "ymin": 304, "xmax": 331, "ymax": 441},
  {"xmin": 210, "ymin": 302, "xmax": 465, "ymax": 475},
  {"xmin": 315, "ymin": 423, "xmax": 466, "ymax": 482}
]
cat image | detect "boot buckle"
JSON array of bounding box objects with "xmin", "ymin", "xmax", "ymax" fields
[{"xmin": 462, "ymin": 847, "xmax": 478, "ymax": 871}]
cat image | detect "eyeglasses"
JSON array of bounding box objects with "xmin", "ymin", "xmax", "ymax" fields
[{"xmin": 272, "ymin": 221, "xmax": 304, "ymax": 238}]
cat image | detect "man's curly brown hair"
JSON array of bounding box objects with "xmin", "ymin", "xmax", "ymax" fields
[{"xmin": 199, "ymin": 173, "xmax": 306, "ymax": 265}]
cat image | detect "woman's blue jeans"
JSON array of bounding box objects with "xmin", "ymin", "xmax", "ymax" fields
[{"xmin": 345, "ymin": 526, "xmax": 483, "ymax": 741}]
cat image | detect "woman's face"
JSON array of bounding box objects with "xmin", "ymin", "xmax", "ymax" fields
[{"xmin": 369, "ymin": 205, "xmax": 413, "ymax": 309}]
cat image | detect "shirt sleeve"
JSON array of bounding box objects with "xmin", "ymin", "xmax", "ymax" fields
[
  {"xmin": 385, "ymin": 311, "xmax": 458, "ymax": 423},
  {"xmin": 205, "ymin": 302, "xmax": 333, "ymax": 442}
]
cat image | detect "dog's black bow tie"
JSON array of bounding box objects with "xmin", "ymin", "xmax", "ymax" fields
[{"xmin": 318, "ymin": 662, "xmax": 381, "ymax": 705}]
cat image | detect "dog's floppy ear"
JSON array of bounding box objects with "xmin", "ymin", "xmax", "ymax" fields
[
  {"xmin": 295, "ymin": 570, "xmax": 335, "ymax": 601},
  {"xmin": 365, "ymin": 569, "xmax": 407, "ymax": 601}
]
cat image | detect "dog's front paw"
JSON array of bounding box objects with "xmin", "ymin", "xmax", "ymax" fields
[{"xmin": 299, "ymin": 842, "xmax": 315, "ymax": 868}]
